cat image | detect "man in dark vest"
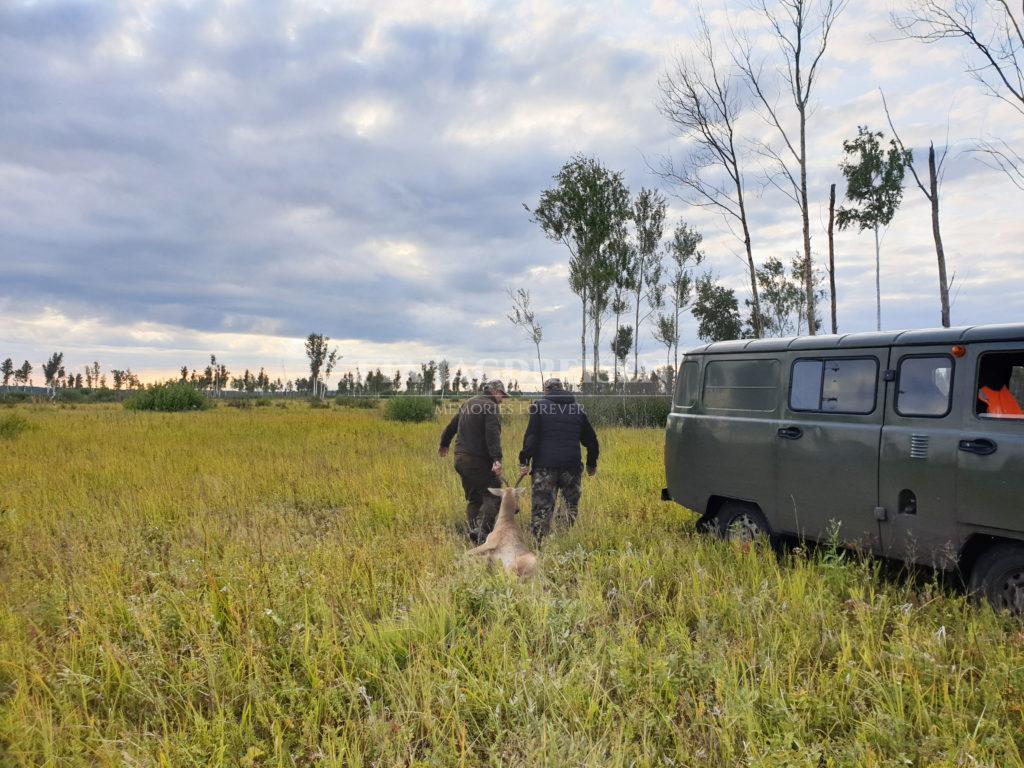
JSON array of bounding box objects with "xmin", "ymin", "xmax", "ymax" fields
[
  {"xmin": 438, "ymin": 379, "xmax": 507, "ymax": 543},
  {"xmin": 517, "ymin": 377, "xmax": 599, "ymax": 543}
]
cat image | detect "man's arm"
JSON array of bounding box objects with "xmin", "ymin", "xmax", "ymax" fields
[
  {"xmin": 580, "ymin": 413, "xmax": 599, "ymax": 470},
  {"xmin": 438, "ymin": 411, "xmax": 459, "ymax": 455},
  {"xmin": 518, "ymin": 405, "xmax": 541, "ymax": 467},
  {"xmin": 484, "ymin": 402, "xmax": 502, "ymax": 462}
]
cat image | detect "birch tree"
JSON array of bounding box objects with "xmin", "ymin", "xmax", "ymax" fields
[
  {"xmin": 735, "ymin": 0, "xmax": 849, "ymax": 335},
  {"xmin": 658, "ymin": 10, "xmax": 763, "ymax": 336}
]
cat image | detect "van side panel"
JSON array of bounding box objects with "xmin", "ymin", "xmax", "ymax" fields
[
  {"xmin": 774, "ymin": 348, "xmax": 888, "ymax": 551},
  {"xmin": 956, "ymin": 342, "xmax": 1024, "ymax": 540},
  {"xmin": 666, "ymin": 355, "xmax": 780, "ymax": 522},
  {"xmin": 878, "ymin": 346, "xmax": 962, "ymax": 568}
]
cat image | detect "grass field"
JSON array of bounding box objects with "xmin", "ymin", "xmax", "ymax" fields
[{"xmin": 1, "ymin": 403, "xmax": 1023, "ymax": 767}]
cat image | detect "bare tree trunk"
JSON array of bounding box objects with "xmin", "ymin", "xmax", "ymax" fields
[
  {"xmin": 611, "ymin": 312, "xmax": 620, "ymax": 386},
  {"xmin": 874, "ymin": 223, "xmax": 881, "ymax": 332},
  {"xmin": 580, "ymin": 292, "xmax": 588, "ymax": 388},
  {"xmin": 592, "ymin": 318, "xmax": 601, "ymax": 389},
  {"xmin": 632, "ymin": 288, "xmax": 641, "ymax": 381},
  {"xmin": 828, "ymin": 183, "xmax": 837, "ymax": 334},
  {"xmin": 739, "ymin": 196, "xmax": 762, "ymax": 338},
  {"xmin": 534, "ymin": 342, "xmax": 544, "ymax": 391},
  {"xmin": 800, "ymin": 110, "xmax": 816, "ymax": 335},
  {"xmin": 930, "ymin": 144, "xmax": 951, "ymax": 327}
]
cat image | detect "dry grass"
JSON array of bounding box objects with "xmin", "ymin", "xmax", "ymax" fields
[{"xmin": 1, "ymin": 403, "xmax": 1023, "ymax": 766}]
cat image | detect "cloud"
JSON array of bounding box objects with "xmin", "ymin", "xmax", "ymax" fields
[{"xmin": 1, "ymin": 0, "xmax": 1023, "ymax": 383}]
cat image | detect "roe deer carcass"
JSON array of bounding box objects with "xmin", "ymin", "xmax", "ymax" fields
[{"xmin": 466, "ymin": 487, "xmax": 537, "ymax": 578}]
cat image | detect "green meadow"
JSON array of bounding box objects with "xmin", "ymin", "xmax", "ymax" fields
[{"xmin": 1, "ymin": 403, "xmax": 1022, "ymax": 766}]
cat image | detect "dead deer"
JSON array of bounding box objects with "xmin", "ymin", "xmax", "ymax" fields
[{"xmin": 466, "ymin": 487, "xmax": 537, "ymax": 579}]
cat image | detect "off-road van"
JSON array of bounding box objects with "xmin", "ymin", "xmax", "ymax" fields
[{"xmin": 662, "ymin": 324, "xmax": 1024, "ymax": 613}]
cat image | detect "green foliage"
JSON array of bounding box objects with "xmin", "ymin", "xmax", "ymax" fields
[
  {"xmin": 0, "ymin": 413, "xmax": 29, "ymax": 439},
  {"xmin": 336, "ymin": 396, "xmax": 379, "ymax": 409},
  {"xmin": 58, "ymin": 388, "xmax": 119, "ymax": 404},
  {"xmin": 611, "ymin": 325, "xmax": 633, "ymax": 368},
  {"xmin": 578, "ymin": 395, "xmax": 671, "ymax": 428},
  {"xmin": 0, "ymin": 391, "xmax": 31, "ymax": 404},
  {"xmin": 692, "ymin": 274, "xmax": 743, "ymax": 342},
  {"xmin": 124, "ymin": 382, "xmax": 209, "ymax": 412},
  {"xmin": 309, "ymin": 399, "xmax": 330, "ymax": 409},
  {"xmin": 384, "ymin": 396, "xmax": 436, "ymax": 422},
  {"xmin": 837, "ymin": 126, "xmax": 911, "ymax": 232}
]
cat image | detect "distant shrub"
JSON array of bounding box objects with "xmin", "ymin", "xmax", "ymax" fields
[
  {"xmin": 309, "ymin": 399, "xmax": 330, "ymax": 409},
  {"xmin": 0, "ymin": 413, "xmax": 29, "ymax": 440},
  {"xmin": 124, "ymin": 383, "xmax": 209, "ymax": 412},
  {"xmin": 226, "ymin": 398, "xmax": 252, "ymax": 409},
  {"xmin": 336, "ymin": 396, "xmax": 379, "ymax": 409},
  {"xmin": 384, "ymin": 396, "xmax": 436, "ymax": 422},
  {"xmin": 254, "ymin": 397, "xmax": 272, "ymax": 407},
  {"xmin": 55, "ymin": 388, "xmax": 119, "ymax": 404},
  {"xmin": 0, "ymin": 392, "xmax": 31, "ymax": 404},
  {"xmin": 577, "ymin": 395, "xmax": 671, "ymax": 428}
]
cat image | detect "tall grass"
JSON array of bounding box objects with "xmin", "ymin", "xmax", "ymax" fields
[
  {"xmin": 1, "ymin": 404, "xmax": 1022, "ymax": 766},
  {"xmin": 0, "ymin": 412, "xmax": 29, "ymax": 439},
  {"xmin": 578, "ymin": 394, "xmax": 671, "ymax": 428}
]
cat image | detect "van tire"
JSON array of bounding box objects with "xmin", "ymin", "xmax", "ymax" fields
[
  {"xmin": 716, "ymin": 502, "xmax": 772, "ymax": 544},
  {"xmin": 968, "ymin": 542, "xmax": 1024, "ymax": 616}
]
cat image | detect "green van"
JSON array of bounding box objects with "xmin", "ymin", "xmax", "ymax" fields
[{"xmin": 662, "ymin": 323, "xmax": 1024, "ymax": 613}]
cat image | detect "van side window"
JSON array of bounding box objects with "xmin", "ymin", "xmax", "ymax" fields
[
  {"xmin": 977, "ymin": 352, "xmax": 1024, "ymax": 420},
  {"xmin": 703, "ymin": 359, "xmax": 779, "ymax": 412},
  {"xmin": 677, "ymin": 360, "xmax": 700, "ymax": 408},
  {"xmin": 896, "ymin": 356, "xmax": 953, "ymax": 417},
  {"xmin": 788, "ymin": 357, "xmax": 878, "ymax": 414}
]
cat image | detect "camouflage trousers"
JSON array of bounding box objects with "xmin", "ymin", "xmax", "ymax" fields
[{"xmin": 530, "ymin": 467, "xmax": 582, "ymax": 543}]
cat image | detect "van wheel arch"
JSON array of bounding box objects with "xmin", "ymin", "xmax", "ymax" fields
[
  {"xmin": 959, "ymin": 534, "xmax": 1024, "ymax": 582},
  {"xmin": 714, "ymin": 500, "xmax": 773, "ymax": 544},
  {"xmin": 967, "ymin": 540, "xmax": 1024, "ymax": 615}
]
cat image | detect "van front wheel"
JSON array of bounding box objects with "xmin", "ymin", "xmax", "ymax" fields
[
  {"xmin": 969, "ymin": 542, "xmax": 1024, "ymax": 616},
  {"xmin": 716, "ymin": 502, "xmax": 772, "ymax": 545}
]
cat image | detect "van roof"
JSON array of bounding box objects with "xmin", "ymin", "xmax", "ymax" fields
[{"xmin": 686, "ymin": 323, "xmax": 1024, "ymax": 356}]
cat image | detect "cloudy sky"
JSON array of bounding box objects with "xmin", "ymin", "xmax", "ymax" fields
[{"xmin": 2, "ymin": 0, "xmax": 1022, "ymax": 387}]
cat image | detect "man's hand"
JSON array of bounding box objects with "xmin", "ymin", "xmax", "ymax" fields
[
  {"xmin": 586, "ymin": 465, "xmax": 597, "ymax": 477},
  {"xmin": 491, "ymin": 460, "xmax": 503, "ymax": 477},
  {"xmin": 438, "ymin": 446, "xmax": 449, "ymax": 458}
]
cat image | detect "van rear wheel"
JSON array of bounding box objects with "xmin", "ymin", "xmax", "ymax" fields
[
  {"xmin": 716, "ymin": 502, "xmax": 772, "ymax": 545},
  {"xmin": 969, "ymin": 542, "xmax": 1024, "ymax": 616}
]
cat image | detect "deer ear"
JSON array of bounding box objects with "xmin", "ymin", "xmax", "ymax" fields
[
  {"xmin": 513, "ymin": 487, "xmax": 525, "ymax": 496},
  {"xmin": 488, "ymin": 488, "xmax": 503, "ymax": 497}
]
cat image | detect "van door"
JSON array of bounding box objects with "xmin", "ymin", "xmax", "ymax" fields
[
  {"xmin": 878, "ymin": 349, "xmax": 961, "ymax": 568},
  {"xmin": 775, "ymin": 350, "xmax": 886, "ymax": 550},
  {"xmin": 956, "ymin": 345, "xmax": 1024, "ymax": 538}
]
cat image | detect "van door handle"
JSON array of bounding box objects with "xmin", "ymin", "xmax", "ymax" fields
[
  {"xmin": 777, "ymin": 426, "xmax": 803, "ymax": 440},
  {"xmin": 959, "ymin": 438, "xmax": 997, "ymax": 456}
]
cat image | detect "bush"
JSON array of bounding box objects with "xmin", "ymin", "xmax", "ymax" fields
[
  {"xmin": 124, "ymin": 382, "xmax": 209, "ymax": 412},
  {"xmin": 0, "ymin": 413, "xmax": 29, "ymax": 440},
  {"xmin": 0, "ymin": 392, "xmax": 31, "ymax": 405},
  {"xmin": 309, "ymin": 399, "xmax": 330, "ymax": 409},
  {"xmin": 384, "ymin": 396, "xmax": 436, "ymax": 423},
  {"xmin": 577, "ymin": 395, "xmax": 671, "ymax": 428},
  {"xmin": 226, "ymin": 398, "xmax": 252, "ymax": 409},
  {"xmin": 55, "ymin": 388, "xmax": 120, "ymax": 404},
  {"xmin": 254, "ymin": 397, "xmax": 272, "ymax": 407},
  {"xmin": 335, "ymin": 396, "xmax": 379, "ymax": 409}
]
